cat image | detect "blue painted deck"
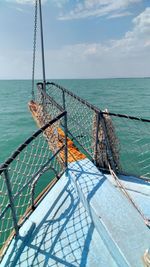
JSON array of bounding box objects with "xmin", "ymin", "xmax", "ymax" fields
[
  {"xmin": 1, "ymin": 159, "xmax": 150, "ymax": 267},
  {"xmin": 106, "ymin": 173, "xmax": 150, "ymax": 221}
]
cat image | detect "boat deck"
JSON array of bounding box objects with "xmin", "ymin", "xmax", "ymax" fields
[
  {"xmin": 1, "ymin": 159, "xmax": 150, "ymax": 267},
  {"xmin": 106, "ymin": 173, "xmax": 150, "ymax": 221}
]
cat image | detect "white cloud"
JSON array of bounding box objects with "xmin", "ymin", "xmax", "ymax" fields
[
  {"xmin": 52, "ymin": 0, "xmax": 69, "ymax": 9},
  {"xmin": 107, "ymin": 11, "xmax": 133, "ymax": 19},
  {"xmin": 113, "ymin": 7, "xmax": 150, "ymax": 52},
  {"xmin": 15, "ymin": 7, "xmax": 24, "ymax": 12},
  {"xmin": 15, "ymin": 0, "xmax": 35, "ymax": 4},
  {"xmin": 58, "ymin": 0, "xmax": 142, "ymax": 20},
  {"xmin": 0, "ymin": 8, "xmax": 150, "ymax": 79},
  {"xmin": 6, "ymin": 0, "xmax": 47, "ymax": 5},
  {"xmin": 45, "ymin": 7, "xmax": 150, "ymax": 78}
]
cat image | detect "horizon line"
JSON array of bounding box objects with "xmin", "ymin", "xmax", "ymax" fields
[{"xmin": 0, "ymin": 76, "xmax": 150, "ymax": 81}]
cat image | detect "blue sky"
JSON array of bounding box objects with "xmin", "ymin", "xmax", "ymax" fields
[{"xmin": 0, "ymin": 0, "xmax": 150, "ymax": 79}]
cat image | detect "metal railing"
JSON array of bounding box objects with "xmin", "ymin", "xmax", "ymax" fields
[
  {"xmin": 37, "ymin": 82, "xmax": 120, "ymax": 171},
  {"xmin": 107, "ymin": 112, "xmax": 150, "ymax": 179},
  {"xmin": 41, "ymin": 81, "xmax": 150, "ymax": 180},
  {"xmin": 0, "ymin": 111, "xmax": 67, "ymax": 257},
  {"xmin": 1, "ymin": 80, "xmax": 150, "ymax": 259},
  {"xmin": 38, "ymin": 82, "xmax": 101, "ymax": 162}
]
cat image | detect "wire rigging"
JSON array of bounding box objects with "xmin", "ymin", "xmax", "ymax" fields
[{"xmin": 31, "ymin": 0, "xmax": 38, "ymax": 100}]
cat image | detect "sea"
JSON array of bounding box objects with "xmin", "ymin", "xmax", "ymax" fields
[{"xmin": 0, "ymin": 78, "xmax": 150, "ymax": 165}]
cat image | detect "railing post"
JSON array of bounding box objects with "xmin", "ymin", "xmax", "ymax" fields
[
  {"xmin": 37, "ymin": 82, "xmax": 46, "ymax": 118},
  {"xmin": 62, "ymin": 90, "xmax": 66, "ymax": 110},
  {"xmin": 64, "ymin": 112, "xmax": 68, "ymax": 169},
  {"xmin": 41, "ymin": 83, "xmax": 46, "ymax": 110},
  {"xmin": 31, "ymin": 174, "xmax": 40, "ymax": 211},
  {"xmin": 62, "ymin": 91, "xmax": 68, "ymax": 169},
  {"xmin": 94, "ymin": 112, "xmax": 100, "ymax": 165},
  {"xmin": 31, "ymin": 183, "xmax": 35, "ymax": 210},
  {"xmin": 3, "ymin": 169, "xmax": 19, "ymax": 236}
]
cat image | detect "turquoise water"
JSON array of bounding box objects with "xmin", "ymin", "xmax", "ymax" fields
[{"xmin": 0, "ymin": 78, "xmax": 150, "ymax": 165}]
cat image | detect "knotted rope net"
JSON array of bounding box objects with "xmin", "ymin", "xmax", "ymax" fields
[
  {"xmin": 42, "ymin": 82, "xmax": 150, "ymax": 180},
  {"xmin": 0, "ymin": 107, "xmax": 66, "ymax": 257}
]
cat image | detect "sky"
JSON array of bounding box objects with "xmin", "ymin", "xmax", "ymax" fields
[{"xmin": 0, "ymin": 0, "xmax": 150, "ymax": 79}]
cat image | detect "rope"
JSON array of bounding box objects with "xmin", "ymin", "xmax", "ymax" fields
[
  {"xmin": 108, "ymin": 163, "xmax": 150, "ymax": 227},
  {"xmin": 31, "ymin": 0, "xmax": 38, "ymax": 100}
]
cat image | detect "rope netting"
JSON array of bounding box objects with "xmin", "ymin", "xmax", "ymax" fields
[
  {"xmin": 109, "ymin": 114, "xmax": 150, "ymax": 179},
  {"xmin": 41, "ymin": 82, "xmax": 150, "ymax": 180},
  {"xmin": 0, "ymin": 111, "xmax": 66, "ymax": 256},
  {"xmin": 44, "ymin": 82, "xmax": 97, "ymax": 160},
  {"xmin": 1, "ymin": 80, "xmax": 150, "ymax": 258}
]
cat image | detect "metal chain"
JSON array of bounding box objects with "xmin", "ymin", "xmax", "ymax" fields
[{"xmin": 31, "ymin": 0, "xmax": 38, "ymax": 100}]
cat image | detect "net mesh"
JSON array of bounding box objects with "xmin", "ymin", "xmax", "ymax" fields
[
  {"xmin": 0, "ymin": 111, "xmax": 66, "ymax": 255},
  {"xmin": 1, "ymin": 81, "xmax": 150, "ymax": 258},
  {"xmin": 110, "ymin": 115, "xmax": 150, "ymax": 179},
  {"xmin": 45, "ymin": 83, "xmax": 97, "ymax": 159},
  {"xmin": 43, "ymin": 83, "xmax": 120, "ymax": 169},
  {"xmin": 43, "ymin": 82, "xmax": 150, "ymax": 179},
  {"xmin": 92, "ymin": 111, "xmax": 120, "ymax": 171}
]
